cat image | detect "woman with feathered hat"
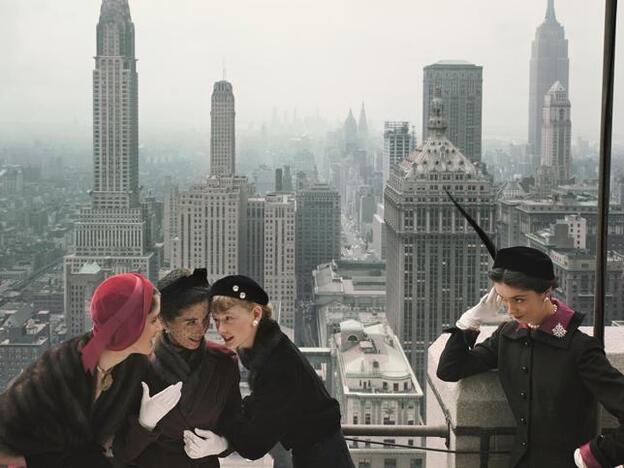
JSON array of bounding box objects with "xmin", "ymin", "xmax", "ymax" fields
[
  {"xmin": 437, "ymin": 193, "xmax": 624, "ymax": 468},
  {"xmin": 0, "ymin": 272, "xmax": 183, "ymax": 468}
]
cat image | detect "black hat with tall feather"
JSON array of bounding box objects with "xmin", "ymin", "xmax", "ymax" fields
[{"xmin": 445, "ymin": 190, "xmax": 555, "ymax": 281}]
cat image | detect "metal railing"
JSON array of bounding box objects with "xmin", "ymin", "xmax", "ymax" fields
[{"xmin": 342, "ymin": 423, "xmax": 513, "ymax": 468}]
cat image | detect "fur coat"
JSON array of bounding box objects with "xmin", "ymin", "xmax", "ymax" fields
[{"xmin": 0, "ymin": 333, "xmax": 147, "ymax": 468}]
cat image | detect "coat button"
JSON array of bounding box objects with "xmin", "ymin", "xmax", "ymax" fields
[
  {"xmin": 520, "ymin": 392, "xmax": 527, "ymax": 399},
  {"xmin": 521, "ymin": 366, "xmax": 529, "ymax": 373},
  {"xmin": 520, "ymin": 417, "xmax": 527, "ymax": 424},
  {"xmin": 521, "ymin": 442, "xmax": 527, "ymax": 447},
  {"xmin": 523, "ymin": 340, "xmax": 530, "ymax": 347}
]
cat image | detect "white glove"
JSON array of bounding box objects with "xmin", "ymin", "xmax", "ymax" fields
[
  {"xmin": 138, "ymin": 381, "xmax": 183, "ymax": 431},
  {"xmin": 574, "ymin": 448, "xmax": 587, "ymax": 468},
  {"xmin": 456, "ymin": 287, "xmax": 505, "ymax": 330},
  {"xmin": 183, "ymin": 428, "xmax": 229, "ymax": 459}
]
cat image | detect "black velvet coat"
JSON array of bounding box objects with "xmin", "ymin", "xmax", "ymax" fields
[
  {"xmin": 437, "ymin": 312, "xmax": 624, "ymax": 468},
  {"xmin": 112, "ymin": 333, "xmax": 241, "ymax": 468},
  {"xmin": 221, "ymin": 318, "xmax": 342, "ymax": 460},
  {"xmin": 0, "ymin": 333, "xmax": 148, "ymax": 468}
]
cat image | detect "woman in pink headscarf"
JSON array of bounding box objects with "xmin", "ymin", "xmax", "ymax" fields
[{"xmin": 0, "ymin": 272, "xmax": 182, "ymax": 468}]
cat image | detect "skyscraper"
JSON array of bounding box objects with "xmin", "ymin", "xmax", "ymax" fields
[
  {"xmin": 422, "ymin": 61, "xmax": 482, "ymax": 163},
  {"xmin": 344, "ymin": 109, "xmax": 358, "ymax": 154},
  {"xmin": 358, "ymin": 102, "xmax": 369, "ymax": 142},
  {"xmin": 528, "ymin": 0, "xmax": 569, "ymax": 158},
  {"xmin": 242, "ymin": 194, "xmax": 296, "ymax": 328},
  {"xmin": 171, "ymin": 176, "xmax": 249, "ymax": 283},
  {"xmin": 383, "ymin": 121, "xmax": 416, "ymax": 181},
  {"xmin": 64, "ymin": 0, "xmax": 157, "ymax": 338},
  {"xmin": 264, "ymin": 193, "xmax": 297, "ymax": 328},
  {"xmin": 245, "ymin": 198, "xmax": 266, "ymax": 285},
  {"xmin": 540, "ymin": 81, "xmax": 572, "ymax": 185},
  {"xmin": 385, "ymin": 90, "xmax": 494, "ymax": 382},
  {"xmin": 210, "ymin": 80, "xmax": 236, "ymax": 176},
  {"xmin": 296, "ymin": 184, "xmax": 341, "ymax": 300}
]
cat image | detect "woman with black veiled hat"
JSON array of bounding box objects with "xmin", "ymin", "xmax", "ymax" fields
[
  {"xmin": 0, "ymin": 273, "xmax": 182, "ymax": 468},
  {"xmin": 112, "ymin": 268, "xmax": 242, "ymax": 468},
  {"xmin": 174, "ymin": 274, "xmax": 355, "ymax": 468},
  {"xmin": 436, "ymin": 194, "xmax": 624, "ymax": 468}
]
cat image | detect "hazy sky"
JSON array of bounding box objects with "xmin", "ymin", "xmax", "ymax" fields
[{"xmin": 1, "ymin": 0, "xmax": 622, "ymax": 142}]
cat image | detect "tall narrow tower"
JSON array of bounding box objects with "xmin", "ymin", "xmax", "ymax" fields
[
  {"xmin": 528, "ymin": 0, "xmax": 569, "ymax": 158},
  {"xmin": 92, "ymin": 0, "xmax": 139, "ymax": 208},
  {"xmin": 64, "ymin": 0, "xmax": 156, "ymax": 339},
  {"xmin": 210, "ymin": 81, "xmax": 236, "ymax": 176},
  {"xmin": 540, "ymin": 81, "xmax": 572, "ymax": 185}
]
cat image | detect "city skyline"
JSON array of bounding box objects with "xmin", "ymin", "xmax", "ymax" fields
[{"xmin": 1, "ymin": 0, "xmax": 621, "ymax": 143}]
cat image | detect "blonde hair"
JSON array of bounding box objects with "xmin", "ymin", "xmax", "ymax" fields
[{"xmin": 210, "ymin": 295, "xmax": 273, "ymax": 319}]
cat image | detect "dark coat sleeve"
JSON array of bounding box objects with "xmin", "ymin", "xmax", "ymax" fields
[
  {"xmin": 576, "ymin": 335, "xmax": 624, "ymax": 466},
  {"xmin": 111, "ymin": 374, "xmax": 160, "ymax": 463},
  {"xmin": 26, "ymin": 443, "xmax": 113, "ymax": 468},
  {"xmin": 215, "ymin": 368, "xmax": 242, "ymax": 458},
  {"xmin": 436, "ymin": 324, "xmax": 502, "ymax": 382},
  {"xmin": 111, "ymin": 417, "xmax": 161, "ymax": 463},
  {"xmin": 221, "ymin": 359, "xmax": 302, "ymax": 460}
]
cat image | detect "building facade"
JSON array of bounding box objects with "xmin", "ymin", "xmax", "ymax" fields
[
  {"xmin": 263, "ymin": 193, "xmax": 297, "ymax": 328},
  {"xmin": 540, "ymin": 81, "xmax": 572, "ymax": 186},
  {"xmin": 383, "ymin": 121, "xmax": 416, "ymax": 182},
  {"xmin": 385, "ymin": 90, "xmax": 494, "ymax": 384},
  {"xmin": 296, "ymin": 184, "xmax": 341, "ymax": 300},
  {"xmin": 171, "ymin": 176, "xmax": 249, "ymax": 283},
  {"xmin": 210, "ymin": 80, "xmax": 236, "ymax": 177},
  {"xmin": 333, "ymin": 319, "xmax": 425, "ymax": 468},
  {"xmin": 422, "ymin": 61, "xmax": 482, "ymax": 163}
]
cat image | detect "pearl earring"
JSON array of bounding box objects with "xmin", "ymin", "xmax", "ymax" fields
[{"xmin": 252, "ymin": 320, "xmax": 258, "ymax": 327}]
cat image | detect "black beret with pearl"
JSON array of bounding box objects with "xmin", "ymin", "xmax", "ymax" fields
[{"xmin": 209, "ymin": 274, "xmax": 269, "ymax": 305}]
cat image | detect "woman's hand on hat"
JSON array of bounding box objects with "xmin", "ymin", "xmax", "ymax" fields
[
  {"xmin": 456, "ymin": 287, "xmax": 505, "ymax": 331},
  {"xmin": 183, "ymin": 428, "xmax": 229, "ymax": 459},
  {"xmin": 138, "ymin": 381, "xmax": 183, "ymax": 431}
]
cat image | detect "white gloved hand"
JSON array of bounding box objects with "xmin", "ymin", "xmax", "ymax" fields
[
  {"xmin": 183, "ymin": 428, "xmax": 229, "ymax": 459},
  {"xmin": 456, "ymin": 287, "xmax": 505, "ymax": 330},
  {"xmin": 138, "ymin": 381, "xmax": 183, "ymax": 431},
  {"xmin": 573, "ymin": 448, "xmax": 587, "ymax": 468}
]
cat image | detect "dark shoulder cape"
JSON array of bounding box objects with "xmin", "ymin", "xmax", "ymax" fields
[{"xmin": 0, "ymin": 333, "xmax": 147, "ymax": 459}]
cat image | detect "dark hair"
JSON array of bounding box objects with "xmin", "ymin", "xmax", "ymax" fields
[
  {"xmin": 488, "ymin": 268, "xmax": 558, "ymax": 294},
  {"xmin": 157, "ymin": 268, "xmax": 210, "ymax": 322}
]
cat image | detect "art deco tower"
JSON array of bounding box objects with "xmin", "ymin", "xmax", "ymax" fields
[
  {"xmin": 210, "ymin": 81, "xmax": 236, "ymax": 176},
  {"xmin": 528, "ymin": 0, "xmax": 569, "ymax": 157},
  {"xmin": 385, "ymin": 90, "xmax": 494, "ymax": 384},
  {"xmin": 64, "ymin": 0, "xmax": 156, "ymax": 338}
]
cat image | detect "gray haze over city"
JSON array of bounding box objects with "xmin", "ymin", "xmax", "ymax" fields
[
  {"xmin": 0, "ymin": 0, "xmax": 621, "ymax": 142},
  {"xmin": 4, "ymin": 1, "xmax": 624, "ymax": 466}
]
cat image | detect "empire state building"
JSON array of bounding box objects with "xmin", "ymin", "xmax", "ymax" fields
[{"xmin": 528, "ymin": 0, "xmax": 569, "ymax": 158}]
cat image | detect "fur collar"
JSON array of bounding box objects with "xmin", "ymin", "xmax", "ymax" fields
[
  {"xmin": 0, "ymin": 333, "xmax": 147, "ymax": 455},
  {"xmin": 238, "ymin": 319, "xmax": 283, "ymax": 372}
]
